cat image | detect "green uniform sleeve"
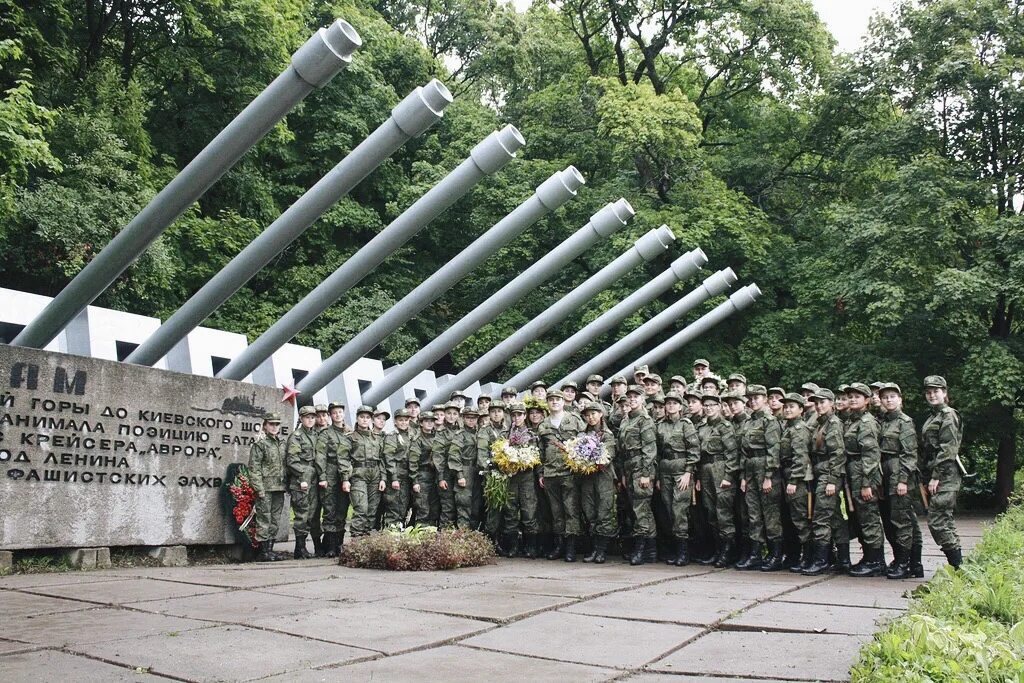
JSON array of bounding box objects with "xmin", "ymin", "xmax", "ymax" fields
[
  {"xmin": 764, "ymin": 416, "xmax": 782, "ymax": 471},
  {"xmin": 898, "ymin": 416, "xmax": 918, "ymax": 484},
  {"xmin": 683, "ymin": 420, "xmax": 700, "ymax": 473},
  {"xmin": 934, "ymin": 409, "xmax": 961, "ymax": 481},
  {"xmin": 638, "ymin": 416, "xmax": 658, "ymax": 472},
  {"xmin": 382, "ymin": 434, "xmax": 398, "ymax": 482},
  {"xmin": 788, "ymin": 423, "xmax": 810, "ymax": 483},
  {"xmin": 446, "ymin": 431, "xmax": 464, "ymax": 479},
  {"xmin": 825, "ymin": 419, "xmax": 846, "ymax": 485},
  {"xmin": 336, "ymin": 433, "xmax": 354, "ymax": 483},
  {"xmin": 859, "ymin": 416, "xmax": 881, "ymax": 483},
  {"xmin": 722, "ymin": 422, "xmax": 740, "ymax": 477},
  {"xmin": 476, "ymin": 429, "xmax": 493, "ymax": 471},
  {"xmin": 247, "ymin": 441, "xmax": 265, "ymax": 497},
  {"xmin": 313, "ymin": 434, "xmax": 328, "ymax": 482},
  {"xmin": 431, "ymin": 431, "xmax": 450, "ymax": 473}
]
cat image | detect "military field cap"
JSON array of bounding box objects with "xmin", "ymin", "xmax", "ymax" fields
[
  {"xmin": 586, "ymin": 374, "xmax": 604, "ymax": 384},
  {"xmin": 800, "ymin": 382, "xmax": 820, "ymax": 393},
  {"xmin": 489, "ymin": 400, "xmax": 506, "ymax": 411},
  {"xmin": 767, "ymin": 386, "xmax": 785, "ymax": 397},
  {"xmin": 501, "ymin": 386, "xmax": 518, "ymax": 395},
  {"xmin": 626, "ymin": 384, "xmax": 645, "ymax": 396},
  {"xmin": 701, "ymin": 375, "xmax": 722, "ymax": 387},
  {"xmin": 650, "ymin": 393, "xmax": 666, "ymax": 404},
  {"xmin": 745, "ymin": 384, "xmax": 767, "ymax": 396},
  {"xmin": 693, "ymin": 358, "xmax": 710, "ymax": 368},
  {"xmin": 847, "ymin": 382, "xmax": 872, "ymax": 398},
  {"xmin": 476, "ymin": 395, "xmax": 491, "ymax": 405},
  {"xmin": 404, "ymin": 397, "xmax": 421, "ymax": 406},
  {"xmin": 670, "ymin": 375, "xmax": 687, "ymax": 386},
  {"xmin": 508, "ymin": 401, "xmax": 527, "ymax": 413},
  {"xmin": 374, "ymin": 408, "xmax": 391, "ymax": 419},
  {"xmin": 836, "ymin": 384, "xmax": 849, "ymax": 394},
  {"xmin": 869, "ymin": 381, "xmax": 885, "ymax": 390},
  {"xmin": 580, "ymin": 390, "xmax": 595, "ymax": 401},
  {"xmin": 924, "ymin": 375, "xmax": 947, "ymax": 389},
  {"xmin": 644, "ymin": 373, "xmax": 663, "ymax": 384},
  {"xmin": 263, "ymin": 412, "xmax": 282, "ymax": 423},
  {"xmin": 610, "ymin": 375, "xmax": 628, "ymax": 385},
  {"xmin": 328, "ymin": 401, "xmax": 345, "ymax": 411},
  {"xmin": 782, "ymin": 392, "xmax": 806, "ymax": 407},
  {"xmin": 581, "ymin": 401, "xmax": 606, "ymax": 415},
  {"xmin": 879, "ymin": 382, "xmax": 902, "ymax": 395},
  {"xmin": 356, "ymin": 405, "xmax": 375, "ymax": 416},
  {"xmin": 432, "ymin": 404, "xmax": 446, "ymax": 412},
  {"xmin": 314, "ymin": 404, "xmax": 329, "ymax": 413},
  {"xmin": 547, "ymin": 389, "xmax": 566, "ymax": 400},
  {"xmin": 298, "ymin": 405, "xmax": 317, "ymax": 417},
  {"xmin": 728, "ymin": 373, "xmax": 747, "ymax": 384},
  {"xmin": 664, "ymin": 391, "xmax": 685, "ymax": 403},
  {"xmin": 811, "ymin": 388, "xmax": 835, "ymax": 402},
  {"xmin": 530, "ymin": 380, "xmax": 548, "ymax": 389},
  {"xmin": 634, "ymin": 364, "xmax": 650, "ymax": 375},
  {"xmin": 684, "ymin": 388, "xmax": 704, "ymax": 401},
  {"xmin": 444, "ymin": 402, "xmax": 461, "ymax": 411},
  {"xmin": 419, "ymin": 411, "xmax": 436, "ymax": 421},
  {"xmin": 702, "ymin": 394, "xmax": 722, "ymax": 404},
  {"xmin": 461, "ymin": 407, "xmax": 480, "ymax": 418},
  {"xmin": 394, "ymin": 408, "xmax": 411, "ymax": 418},
  {"xmin": 560, "ymin": 380, "xmax": 579, "ymax": 390},
  {"xmin": 722, "ymin": 391, "xmax": 746, "ymax": 403},
  {"xmin": 616, "ymin": 395, "xmax": 629, "ymax": 403},
  {"xmin": 448, "ymin": 390, "xmax": 468, "ymax": 401}
]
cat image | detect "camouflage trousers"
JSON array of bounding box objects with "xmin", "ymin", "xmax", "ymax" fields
[
  {"xmin": 926, "ymin": 470, "xmax": 961, "ymax": 551},
  {"xmin": 811, "ymin": 476, "xmax": 850, "ymax": 545},
  {"xmin": 455, "ymin": 467, "xmax": 481, "ymax": 530},
  {"xmin": 437, "ymin": 469, "xmax": 457, "ymax": 529},
  {"xmin": 254, "ymin": 490, "xmax": 285, "ymax": 542},
  {"xmin": 743, "ymin": 456, "xmax": 783, "ymax": 544},
  {"xmin": 846, "ymin": 460, "xmax": 884, "ymax": 549},
  {"xmin": 500, "ymin": 470, "xmax": 539, "ymax": 534},
  {"xmin": 700, "ymin": 460, "xmax": 737, "ymax": 540},
  {"xmin": 414, "ymin": 468, "xmax": 440, "ymax": 527},
  {"xmin": 783, "ymin": 480, "xmax": 812, "ymax": 545},
  {"xmin": 384, "ymin": 476, "xmax": 413, "ymax": 527},
  {"xmin": 348, "ymin": 466, "xmax": 382, "ymax": 538},
  {"xmin": 579, "ymin": 467, "xmax": 618, "ymax": 538},
  {"xmin": 657, "ymin": 465, "xmax": 694, "ymax": 540},
  {"xmin": 625, "ymin": 467, "xmax": 656, "ymax": 538},
  {"xmin": 289, "ymin": 486, "xmax": 318, "ymax": 536},
  {"xmin": 544, "ymin": 474, "xmax": 582, "ymax": 536},
  {"xmin": 313, "ymin": 458, "xmax": 341, "ymax": 534},
  {"xmin": 881, "ymin": 457, "xmax": 922, "ymax": 550}
]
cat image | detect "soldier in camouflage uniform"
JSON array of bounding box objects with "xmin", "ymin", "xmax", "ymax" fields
[
  {"xmin": 618, "ymin": 385, "xmax": 659, "ymax": 565},
  {"xmin": 920, "ymin": 375, "xmax": 963, "ymax": 568},
  {"xmin": 767, "ymin": 387, "xmax": 785, "ymax": 420},
  {"xmin": 318, "ymin": 402, "xmax": 349, "ymax": 557},
  {"xmin": 844, "ymin": 383, "xmax": 886, "ymax": 576},
  {"xmin": 526, "ymin": 403, "xmax": 552, "ymax": 554},
  {"xmin": 338, "ymin": 406, "xmax": 385, "ymax": 538},
  {"xmin": 578, "ymin": 402, "xmax": 618, "ymax": 564},
  {"xmin": 696, "ymin": 394, "xmax": 741, "ymax": 567},
  {"xmin": 447, "ymin": 406, "xmax": 481, "ymax": 530},
  {"xmin": 803, "ymin": 389, "xmax": 848, "ymax": 575},
  {"xmin": 307, "ymin": 405, "xmax": 331, "ymax": 557},
  {"xmin": 690, "ymin": 358, "xmax": 711, "ymax": 391},
  {"xmin": 382, "ymin": 408, "xmax": 419, "ymax": 527},
  {"xmin": 285, "ymin": 406, "xmax": 326, "ymax": 559},
  {"xmin": 248, "ymin": 413, "xmax": 285, "ymax": 562},
  {"xmin": 655, "ymin": 391, "xmax": 700, "ymax": 566},
  {"xmin": 732, "ymin": 386, "xmax": 785, "ymax": 571},
  {"xmin": 477, "ymin": 400, "xmax": 508, "ymax": 541},
  {"xmin": 498, "ymin": 403, "xmax": 541, "ymax": 558},
  {"xmin": 585, "ymin": 375, "xmax": 611, "ymax": 413},
  {"xmin": 433, "ymin": 403, "xmax": 462, "ymax": 529},
  {"xmin": 412, "ymin": 411, "xmax": 440, "ymax": 526},
  {"xmin": 779, "ymin": 394, "xmax": 815, "ymax": 573},
  {"xmin": 607, "ymin": 376, "xmax": 629, "ymax": 432},
  {"xmin": 538, "ymin": 390, "xmax": 586, "ymax": 561},
  {"xmin": 877, "ymin": 383, "xmax": 924, "ymax": 579}
]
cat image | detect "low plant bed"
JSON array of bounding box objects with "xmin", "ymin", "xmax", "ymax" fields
[
  {"xmin": 851, "ymin": 495, "xmax": 1024, "ymax": 682},
  {"xmin": 339, "ymin": 525, "xmax": 495, "ymax": 571}
]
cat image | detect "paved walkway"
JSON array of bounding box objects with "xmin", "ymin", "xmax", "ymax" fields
[{"xmin": 0, "ymin": 517, "xmax": 986, "ymax": 682}]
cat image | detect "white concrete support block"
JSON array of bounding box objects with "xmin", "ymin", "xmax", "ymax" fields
[
  {"xmin": 165, "ymin": 326, "xmax": 251, "ymax": 379},
  {"xmin": 0, "ymin": 289, "xmax": 67, "ymax": 352}
]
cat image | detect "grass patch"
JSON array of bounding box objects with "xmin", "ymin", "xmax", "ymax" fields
[
  {"xmin": 339, "ymin": 525, "xmax": 495, "ymax": 571},
  {"xmin": 851, "ymin": 494, "xmax": 1024, "ymax": 682}
]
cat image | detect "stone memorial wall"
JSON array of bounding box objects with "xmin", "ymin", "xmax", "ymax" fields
[{"xmin": 0, "ymin": 345, "xmax": 285, "ymax": 550}]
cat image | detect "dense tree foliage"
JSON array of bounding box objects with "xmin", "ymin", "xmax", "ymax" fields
[{"xmin": 1, "ymin": 0, "xmax": 1020, "ymax": 505}]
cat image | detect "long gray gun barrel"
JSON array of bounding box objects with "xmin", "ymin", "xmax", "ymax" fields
[
  {"xmin": 555, "ymin": 267, "xmax": 738, "ymax": 388},
  {"xmin": 362, "ymin": 198, "xmax": 635, "ymax": 407},
  {"xmin": 216, "ymin": 124, "xmax": 523, "ymax": 381},
  {"xmin": 126, "ymin": 79, "xmax": 453, "ymax": 367},
  {"xmin": 503, "ymin": 248, "xmax": 707, "ymax": 390},
  {"xmin": 11, "ymin": 20, "xmax": 362, "ymax": 350},
  {"xmin": 295, "ymin": 166, "xmax": 586, "ymax": 397},
  {"xmin": 601, "ymin": 283, "xmax": 761, "ymax": 397},
  {"xmin": 424, "ymin": 226, "xmax": 677, "ymax": 407}
]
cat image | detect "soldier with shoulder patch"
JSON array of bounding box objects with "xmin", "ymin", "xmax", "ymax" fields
[
  {"xmin": 248, "ymin": 413, "xmax": 286, "ymax": 562},
  {"xmin": 285, "ymin": 406, "xmax": 327, "ymax": 558},
  {"xmin": 877, "ymin": 383, "xmax": 924, "ymax": 579},
  {"xmin": 921, "ymin": 375, "xmax": 963, "ymax": 568},
  {"xmin": 338, "ymin": 406, "xmax": 386, "ymax": 538}
]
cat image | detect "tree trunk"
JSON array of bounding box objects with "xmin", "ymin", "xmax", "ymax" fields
[{"xmin": 994, "ymin": 418, "xmax": 1016, "ymax": 511}]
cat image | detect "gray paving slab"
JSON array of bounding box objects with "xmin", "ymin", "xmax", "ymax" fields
[
  {"xmin": 648, "ymin": 630, "xmax": 869, "ymax": 681},
  {"xmin": 0, "ymin": 573, "xmax": 121, "ymax": 589},
  {"xmin": 484, "ymin": 576, "xmax": 635, "ymax": 599},
  {"xmin": 70, "ymin": 624, "xmax": 373, "ymax": 682},
  {"xmin": 255, "ymin": 575, "xmax": 417, "ymax": 603},
  {"xmin": 126, "ymin": 565, "xmax": 351, "ymax": 588},
  {"xmin": 0, "ymin": 590, "xmax": 95, "ymax": 618},
  {"xmin": 28, "ymin": 577, "xmax": 226, "ymax": 605},
  {"xmin": 263, "ymin": 644, "xmax": 617, "ymax": 682},
  {"xmin": 462, "ymin": 610, "xmax": 703, "ymax": 668},
  {"xmin": 381, "ymin": 584, "xmax": 578, "ymax": 622},
  {"xmin": 562, "ymin": 588, "xmax": 765, "ymax": 627},
  {"xmin": 7, "ymin": 607, "xmax": 208, "ymax": 646},
  {"xmin": 0, "ymin": 638, "xmax": 42, "ymax": 656},
  {"xmin": 0, "ymin": 649, "xmax": 169, "ymax": 681},
  {"xmin": 247, "ymin": 604, "xmax": 492, "ymax": 653},
  {"xmin": 724, "ymin": 600, "xmax": 901, "ymax": 636},
  {"xmin": 776, "ymin": 576, "xmax": 920, "ymax": 609},
  {"xmin": 127, "ymin": 589, "xmax": 317, "ymax": 623}
]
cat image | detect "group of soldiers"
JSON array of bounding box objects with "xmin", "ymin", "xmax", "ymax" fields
[{"xmin": 245, "ymin": 358, "xmax": 965, "ymax": 578}]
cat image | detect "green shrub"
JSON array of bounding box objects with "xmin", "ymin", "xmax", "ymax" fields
[
  {"xmin": 851, "ymin": 497, "xmax": 1024, "ymax": 682},
  {"xmin": 339, "ymin": 525, "xmax": 495, "ymax": 571}
]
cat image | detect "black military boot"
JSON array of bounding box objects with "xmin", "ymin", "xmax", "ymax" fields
[
  {"xmin": 803, "ymin": 543, "xmax": 831, "ymax": 576},
  {"xmin": 697, "ymin": 536, "xmax": 719, "ymax": 566},
  {"xmin": 643, "ymin": 538, "xmax": 658, "ymax": 563},
  {"xmin": 592, "ymin": 536, "xmax": 609, "ymax": 564},
  {"xmin": 794, "ymin": 541, "xmax": 814, "ymax": 573},
  {"xmin": 832, "ymin": 543, "xmax": 851, "ymax": 573},
  {"xmin": 293, "ymin": 534, "xmax": 311, "ymax": 560},
  {"xmin": 583, "ymin": 536, "xmax": 599, "ymax": 563},
  {"xmin": 255, "ymin": 542, "xmax": 273, "ymax": 562},
  {"xmin": 629, "ymin": 537, "xmax": 646, "ymax": 566},
  {"xmin": 675, "ymin": 540, "xmax": 690, "ymax": 567},
  {"xmin": 564, "ymin": 535, "xmax": 578, "ymax": 563},
  {"xmin": 849, "ymin": 546, "xmax": 884, "ymax": 577},
  {"xmin": 943, "ymin": 546, "xmax": 962, "ymax": 569},
  {"xmin": 886, "ymin": 546, "xmax": 910, "ymax": 580},
  {"xmin": 523, "ymin": 534, "xmax": 538, "ymax": 559},
  {"xmin": 910, "ymin": 542, "xmax": 924, "ymax": 577},
  {"xmin": 761, "ymin": 539, "xmax": 785, "ymax": 572},
  {"xmin": 714, "ymin": 537, "xmax": 735, "ymax": 568},
  {"xmin": 666, "ymin": 539, "xmax": 679, "ymax": 566},
  {"xmin": 849, "ymin": 543, "xmax": 869, "ymax": 573},
  {"xmin": 546, "ymin": 535, "xmax": 564, "ymax": 560},
  {"xmin": 322, "ymin": 532, "xmax": 339, "ymax": 558},
  {"xmin": 312, "ymin": 533, "xmax": 325, "ymax": 558},
  {"xmin": 736, "ymin": 542, "xmax": 763, "ymax": 570}
]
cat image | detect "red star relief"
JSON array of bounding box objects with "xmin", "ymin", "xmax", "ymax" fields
[{"xmin": 280, "ymin": 385, "xmax": 300, "ymax": 404}]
